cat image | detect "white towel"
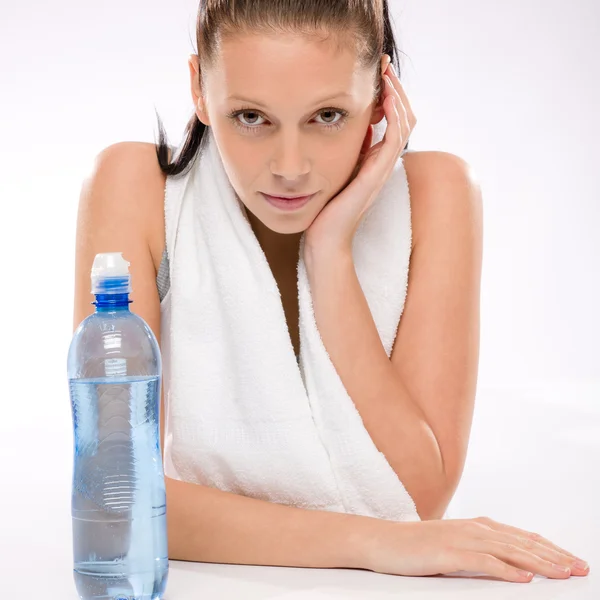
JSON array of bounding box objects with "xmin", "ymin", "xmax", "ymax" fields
[{"xmin": 160, "ymin": 125, "xmax": 420, "ymax": 521}]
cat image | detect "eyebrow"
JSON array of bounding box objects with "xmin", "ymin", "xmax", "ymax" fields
[{"xmin": 226, "ymin": 92, "xmax": 352, "ymax": 109}]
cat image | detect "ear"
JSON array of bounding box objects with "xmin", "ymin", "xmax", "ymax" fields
[
  {"xmin": 188, "ymin": 54, "xmax": 210, "ymax": 126},
  {"xmin": 369, "ymin": 54, "xmax": 392, "ymax": 125}
]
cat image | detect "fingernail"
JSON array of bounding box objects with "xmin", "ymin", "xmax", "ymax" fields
[
  {"xmin": 517, "ymin": 569, "xmax": 533, "ymax": 578},
  {"xmin": 390, "ymin": 63, "xmax": 398, "ymax": 77},
  {"xmin": 552, "ymin": 564, "xmax": 570, "ymax": 573},
  {"xmin": 574, "ymin": 560, "xmax": 589, "ymax": 571}
]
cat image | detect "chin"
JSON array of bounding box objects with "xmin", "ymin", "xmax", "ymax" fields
[
  {"xmin": 261, "ymin": 215, "xmax": 311, "ymax": 236},
  {"xmin": 243, "ymin": 197, "xmax": 324, "ymax": 236}
]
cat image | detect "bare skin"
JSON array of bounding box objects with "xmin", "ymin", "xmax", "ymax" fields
[{"xmin": 72, "ymin": 32, "xmax": 590, "ymax": 582}]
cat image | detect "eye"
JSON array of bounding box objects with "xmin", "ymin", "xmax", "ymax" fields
[
  {"xmin": 234, "ymin": 109, "xmax": 266, "ymax": 128},
  {"xmin": 227, "ymin": 106, "xmax": 349, "ymax": 134},
  {"xmin": 315, "ymin": 109, "xmax": 345, "ymax": 127}
]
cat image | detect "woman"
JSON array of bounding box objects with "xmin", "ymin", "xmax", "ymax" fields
[{"xmin": 73, "ymin": 0, "xmax": 589, "ymax": 583}]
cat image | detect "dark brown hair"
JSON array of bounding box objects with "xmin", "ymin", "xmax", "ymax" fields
[{"xmin": 154, "ymin": 0, "xmax": 408, "ymax": 177}]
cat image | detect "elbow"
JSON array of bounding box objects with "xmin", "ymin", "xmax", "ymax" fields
[
  {"xmin": 418, "ymin": 503, "xmax": 451, "ymax": 521},
  {"xmin": 416, "ymin": 443, "xmax": 466, "ymax": 520},
  {"xmin": 414, "ymin": 470, "xmax": 462, "ymax": 521},
  {"xmin": 414, "ymin": 491, "xmax": 450, "ymax": 521},
  {"xmin": 414, "ymin": 491, "xmax": 453, "ymax": 521}
]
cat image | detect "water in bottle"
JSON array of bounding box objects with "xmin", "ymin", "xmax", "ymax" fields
[{"xmin": 67, "ymin": 252, "xmax": 169, "ymax": 600}]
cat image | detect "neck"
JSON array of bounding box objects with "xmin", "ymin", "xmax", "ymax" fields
[{"xmin": 246, "ymin": 211, "xmax": 302, "ymax": 274}]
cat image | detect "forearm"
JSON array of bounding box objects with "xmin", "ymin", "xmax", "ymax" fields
[
  {"xmin": 304, "ymin": 246, "xmax": 448, "ymax": 519},
  {"xmin": 166, "ymin": 476, "xmax": 380, "ymax": 568}
]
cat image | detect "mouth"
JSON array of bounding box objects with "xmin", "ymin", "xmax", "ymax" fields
[{"xmin": 260, "ymin": 192, "xmax": 317, "ymax": 211}]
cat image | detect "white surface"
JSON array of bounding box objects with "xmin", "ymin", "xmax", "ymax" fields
[{"xmin": 1, "ymin": 385, "xmax": 597, "ymax": 599}]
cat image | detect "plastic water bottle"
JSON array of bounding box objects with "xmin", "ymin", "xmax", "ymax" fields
[{"xmin": 67, "ymin": 252, "xmax": 169, "ymax": 600}]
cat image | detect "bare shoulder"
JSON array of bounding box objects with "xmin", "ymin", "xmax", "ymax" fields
[
  {"xmin": 73, "ymin": 141, "xmax": 170, "ymax": 336},
  {"xmin": 401, "ymin": 150, "xmax": 482, "ymax": 250},
  {"xmin": 85, "ymin": 141, "xmax": 169, "ymax": 272}
]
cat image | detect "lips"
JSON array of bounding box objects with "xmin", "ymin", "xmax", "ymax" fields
[
  {"xmin": 260, "ymin": 192, "xmax": 317, "ymax": 211},
  {"xmin": 264, "ymin": 193, "xmax": 315, "ymax": 199}
]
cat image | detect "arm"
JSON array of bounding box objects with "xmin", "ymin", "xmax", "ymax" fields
[
  {"xmin": 71, "ymin": 143, "xmax": 584, "ymax": 582},
  {"xmin": 72, "ymin": 141, "xmax": 384, "ymax": 567},
  {"xmin": 167, "ymin": 477, "xmax": 377, "ymax": 567},
  {"xmin": 304, "ymin": 151, "xmax": 483, "ymax": 521}
]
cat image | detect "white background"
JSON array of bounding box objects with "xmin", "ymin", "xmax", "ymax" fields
[{"xmin": 0, "ymin": 1, "xmax": 598, "ymax": 597}]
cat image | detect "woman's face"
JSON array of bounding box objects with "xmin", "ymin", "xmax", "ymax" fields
[{"xmin": 189, "ymin": 32, "xmax": 386, "ymax": 236}]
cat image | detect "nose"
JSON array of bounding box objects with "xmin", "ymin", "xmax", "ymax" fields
[{"xmin": 270, "ymin": 133, "xmax": 311, "ymax": 182}]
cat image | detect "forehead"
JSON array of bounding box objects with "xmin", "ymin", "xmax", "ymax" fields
[{"xmin": 207, "ymin": 33, "xmax": 369, "ymax": 102}]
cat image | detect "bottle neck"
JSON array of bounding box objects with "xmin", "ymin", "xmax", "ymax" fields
[{"xmin": 94, "ymin": 293, "xmax": 132, "ymax": 312}]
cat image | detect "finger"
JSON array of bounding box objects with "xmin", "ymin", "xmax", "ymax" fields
[
  {"xmin": 383, "ymin": 75, "xmax": 407, "ymax": 156},
  {"xmin": 475, "ymin": 517, "xmax": 584, "ymax": 562},
  {"xmin": 362, "ymin": 73, "xmax": 407, "ymax": 181},
  {"xmin": 485, "ymin": 541, "xmax": 573, "ymax": 580},
  {"xmin": 385, "ymin": 75, "xmax": 410, "ymax": 144},
  {"xmin": 481, "ymin": 528, "xmax": 589, "ymax": 575},
  {"xmin": 453, "ymin": 550, "xmax": 534, "ymax": 583},
  {"xmin": 383, "ymin": 75, "xmax": 412, "ymax": 155},
  {"xmin": 362, "ymin": 79, "xmax": 401, "ymax": 179},
  {"xmin": 385, "ymin": 64, "xmax": 416, "ymax": 129}
]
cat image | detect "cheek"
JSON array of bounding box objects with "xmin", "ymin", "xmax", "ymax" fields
[
  {"xmin": 319, "ymin": 144, "xmax": 361, "ymax": 179},
  {"xmin": 218, "ymin": 145, "xmax": 261, "ymax": 191},
  {"xmin": 321, "ymin": 150, "xmax": 363, "ymax": 195}
]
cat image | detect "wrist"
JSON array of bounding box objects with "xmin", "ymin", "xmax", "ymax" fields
[
  {"xmin": 338, "ymin": 512, "xmax": 401, "ymax": 571},
  {"xmin": 303, "ymin": 240, "xmax": 353, "ymax": 276}
]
